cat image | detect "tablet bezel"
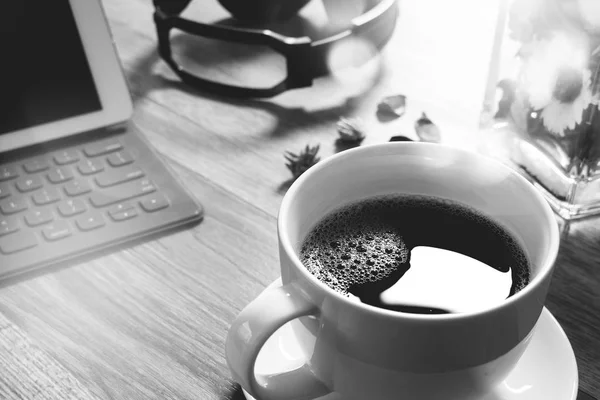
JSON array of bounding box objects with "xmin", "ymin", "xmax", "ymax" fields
[{"xmin": 0, "ymin": 0, "xmax": 133, "ymax": 153}]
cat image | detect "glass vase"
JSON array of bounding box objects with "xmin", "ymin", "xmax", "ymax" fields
[{"xmin": 482, "ymin": 0, "xmax": 600, "ymax": 220}]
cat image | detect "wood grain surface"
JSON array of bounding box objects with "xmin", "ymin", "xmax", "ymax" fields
[{"xmin": 0, "ymin": 0, "xmax": 598, "ymax": 399}]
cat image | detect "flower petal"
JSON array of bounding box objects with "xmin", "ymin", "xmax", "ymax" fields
[{"xmin": 540, "ymin": 79, "xmax": 592, "ymax": 136}]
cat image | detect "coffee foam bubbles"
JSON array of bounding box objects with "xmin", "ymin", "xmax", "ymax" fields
[{"xmin": 300, "ymin": 200, "xmax": 410, "ymax": 296}]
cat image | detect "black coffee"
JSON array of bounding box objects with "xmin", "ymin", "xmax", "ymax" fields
[{"xmin": 299, "ymin": 195, "xmax": 530, "ymax": 314}]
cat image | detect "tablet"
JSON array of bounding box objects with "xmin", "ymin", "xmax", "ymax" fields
[{"xmin": 0, "ymin": 0, "xmax": 133, "ymax": 153}]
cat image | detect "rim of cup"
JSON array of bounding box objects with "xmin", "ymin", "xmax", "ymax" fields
[{"xmin": 278, "ymin": 142, "xmax": 560, "ymax": 322}]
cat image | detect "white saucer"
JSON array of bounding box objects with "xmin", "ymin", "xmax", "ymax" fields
[{"xmin": 242, "ymin": 280, "xmax": 578, "ymax": 400}]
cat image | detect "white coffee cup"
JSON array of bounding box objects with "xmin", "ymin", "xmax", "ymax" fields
[{"xmin": 226, "ymin": 142, "xmax": 559, "ymax": 400}]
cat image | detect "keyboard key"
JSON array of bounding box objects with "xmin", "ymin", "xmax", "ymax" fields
[
  {"xmin": 23, "ymin": 158, "xmax": 50, "ymax": 173},
  {"xmin": 140, "ymin": 193, "xmax": 169, "ymax": 212},
  {"xmin": 108, "ymin": 202, "xmax": 133, "ymax": 214},
  {"xmin": 25, "ymin": 209, "xmax": 54, "ymax": 227},
  {"xmin": 57, "ymin": 198, "xmax": 87, "ymax": 217},
  {"xmin": 0, "ymin": 197, "xmax": 28, "ymax": 215},
  {"xmin": 77, "ymin": 159, "xmax": 104, "ymax": 175},
  {"xmin": 108, "ymin": 202, "xmax": 137, "ymax": 222},
  {"xmin": 0, "ymin": 217, "xmax": 19, "ymax": 237},
  {"xmin": 90, "ymin": 179, "xmax": 156, "ymax": 208},
  {"xmin": 53, "ymin": 149, "xmax": 80, "ymax": 165},
  {"xmin": 64, "ymin": 179, "xmax": 92, "ymax": 197},
  {"xmin": 32, "ymin": 187, "xmax": 61, "ymax": 205},
  {"xmin": 0, "ymin": 166, "xmax": 19, "ymax": 182},
  {"xmin": 47, "ymin": 166, "xmax": 74, "ymax": 184},
  {"xmin": 75, "ymin": 211, "xmax": 105, "ymax": 231},
  {"xmin": 110, "ymin": 208, "xmax": 138, "ymax": 222},
  {"xmin": 0, "ymin": 231, "xmax": 37, "ymax": 254},
  {"xmin": 107, "ymin": 151, "xmax": 134, "ymax": 167},
  {"xmin": 84, "ymin": 140, "xmax": 123, "ymax": 157},
  {"xmin": 16, "ymin": 176, "xmax": 43, "ymax": 193},
  {"xmin": 42, "ymin": 220, "xmax": 72, "ymax": 242},
  {"xmin": 0, "ymin": 183, "xmax": 10, "ymax": 200},
  {"xmin": 95, "ymin": 166, "xmax": 144, "ymax": 188}
]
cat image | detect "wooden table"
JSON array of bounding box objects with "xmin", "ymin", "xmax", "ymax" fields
[{"xmin": 1, "ymin": 0, "xmax": 598, "ymax": 399}]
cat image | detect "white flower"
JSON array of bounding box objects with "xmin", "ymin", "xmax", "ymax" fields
[
  {"xmin": 577, "ymin": 0, "xmax": 600, "ymax": 32},
  {"xmin": 520, "ymin": 34, "xmax": 587, "ymax": 107},
  {"xmin": 519, "ymin": 33, "xmax": 593, "ymax": 136},
  {"xmin": 540, "ymin": 76, "xmax": 592, "ymax": 136}
]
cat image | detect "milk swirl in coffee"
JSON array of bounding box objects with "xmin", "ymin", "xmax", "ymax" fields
[{"xmin": 299, "ymin": 195, "xmax": 530, "ymax": 314}]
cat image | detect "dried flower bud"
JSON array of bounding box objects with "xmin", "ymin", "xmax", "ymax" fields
[
  {"xmin": 337, "ymin": 117, "xmax": 366, "ymax": 143},
  {"xmin": 389, "ymin": 135, "xmax": 413, "ymax": 142},
  {"xmin": 414, "ymin": 113, "xmax": 441, "ymax": 143},
  {"xmin": 377, "ymin": 94, "xmax": 406, "ymax": 118},
  {"xmin": 284, "ymin": 144, "xmax": 321, "ymax": 179}
]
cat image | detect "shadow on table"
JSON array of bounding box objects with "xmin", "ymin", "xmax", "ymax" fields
[
  {"xmin": 277, "ymin": 178, "xmax": 296, "ymax": 195},
  {"xmin": 222, "ymin": 383, "xmax": 248, "ymax": 400},
  {"xmin": 334, "ymin": 138, "xmax": 361, "ymax": 153},
  {"xmin": 128, "ymin": 32, "xmax": 385, "ymax": 140},
  {"xmin": 578, "ymin": 389, "xmax": 598, "ymax": 400}
]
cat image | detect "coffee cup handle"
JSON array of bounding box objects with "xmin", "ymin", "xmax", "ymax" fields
[{"xmin": 226, "ymin": 282, "xmax": 331, "ymax": 400}]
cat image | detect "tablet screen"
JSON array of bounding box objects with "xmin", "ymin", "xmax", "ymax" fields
[{"xmin": 0, "ymin": 0, "xmax": 102, "ymax": 135}]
